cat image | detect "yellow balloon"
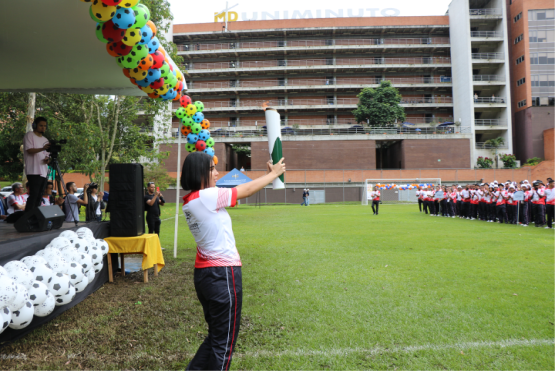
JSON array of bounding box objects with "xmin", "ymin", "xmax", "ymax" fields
[
  {"xmin": 90, "ymin": 0, "xmax": 116, "ymax": 22},
  {"xmin": 141, "ymin": 85, "xmax": 155, "ymax": 94},
  {"xmin": 156, "ymin": 83, "xmax": 170, "ymax": 96},
  {"xmin": 185, "ymin": 104, "xmax": 197, "ymax": 116},
  {"xmin": 130, "ymin": 67, "xmax": 147, "ymax": 81},
  {"xmin": 176, "ymin": 70, "xmax": 183, "ymax": 82},
  {"xmin": 122, "ymin": 28, "xmax": 142, "ymax": 46},
  {"xmin": 119, "ymin": 0, "xmax": 140, "ymax": 8}
]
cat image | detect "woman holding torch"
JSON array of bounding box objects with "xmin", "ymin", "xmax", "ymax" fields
[{"xmin": 182, "ymin": 152, "xmax": 286, "ymax": 371}]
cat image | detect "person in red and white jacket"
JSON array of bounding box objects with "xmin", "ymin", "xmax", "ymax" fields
[
  {"xmin": 521, "ymin": 183, "xmax": 532, "ymax": 227},
  {"xmin": 416, "ymin": 187, "xmax": 424, "ymax": 213},
  {"xmin": 531, "ymin": 180, "xmax": 546, "ymax": 228},
  {"xmin": 181, "ymin": 152, "xmax": 286, "ymax": 371},
  {"xmin": 506, "ymin": 185, "xmax": 518, "ymax": 224},
  {"xmin": 449, "ymin": 186, "xmax": 457, "ymax": 218},
  {"xmin": 494, "ymin": 184, "xmax": 508, "ymax": 224},
  {"xmin": 371, "ymin": 186, "xmax": 381, "ymax": 215},
  {"xmin": 545, "ymin": 180, "xmax": 555, "ymax": 229}
]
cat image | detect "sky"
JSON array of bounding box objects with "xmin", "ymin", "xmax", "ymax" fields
[{"xmin": 168, "ymin": 0, "xmax": 453, "ymax": 25}]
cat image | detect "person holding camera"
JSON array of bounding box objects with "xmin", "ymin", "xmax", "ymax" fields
[
  {"xmin": 64, "ymin": 182, "xmax": 89, "ymax": 223},
  {"xmin": 23, "ymin": 117, "xmax": 51, "ymax": 213},
  {"xmin": 144, "ymin": 182, "xmax": 165, "ymax": 235},
  {"xmin": 84, "ymin": 183, "xmax": 105, "ymax": 222}
]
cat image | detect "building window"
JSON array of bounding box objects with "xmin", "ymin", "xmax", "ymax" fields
[
  {"xmin": 517, "ymin": 99, "xmax": 527, "ymax": 108},
  {"xmin": 517, "ymin": 77, "xmax": 526, "ymax": 86},
  {"xmin": 530, "ymin": 52, "xmax": 555, "ymax": 64},
  {"xmin": 529, "ymin": 9, "xmax": 555, "ymax": 21},
  {"xmin": 531, "ymin": 74, "xmax": 555, "ymax": 87},
  {"xmin": 532, "ymin": 97, "xmax": 555, "ymax": 106},
  {"xmin": 529, "ymin": 30, "xmax": 555, "ymax": 43},
  {"xmin": 516, "ymin": 55, "xmax": 525, "ymax": 64},
  {"xmin": 514, "ymin": 34, "xmax": 523, "ymax": 44},
  {"xmin": 514, "ymin": 12, "xmax": 522, "ymax": 22}
]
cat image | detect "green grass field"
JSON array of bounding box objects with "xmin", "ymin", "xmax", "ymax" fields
[{"xmin": 1, "ymin": 204, "xmax": 553, "ymax": 370}]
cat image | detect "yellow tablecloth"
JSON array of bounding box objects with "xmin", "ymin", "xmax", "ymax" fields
[{"xmin": 105, "ymin": 234, "xmax": 165, "ymax": 272}]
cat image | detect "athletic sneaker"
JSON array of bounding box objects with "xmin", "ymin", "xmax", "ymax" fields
[
  {"xmin": 546, "ymin": 226, "xmax": 552, "ymax": 229},
  {"xmin": 471, "ymin": 218, "xmax": 476, "ymax": 220},
  {"xmin": 522, "ymin": 224, "xmax": 528, "ymax": 227}
]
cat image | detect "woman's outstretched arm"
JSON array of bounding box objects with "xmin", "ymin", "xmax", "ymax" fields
[{"xmin": 236, "ymin": 158, "xmax": 286, "ymax": 200}]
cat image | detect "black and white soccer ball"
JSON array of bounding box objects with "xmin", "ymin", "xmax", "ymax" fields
[
  {"xmin": 21, "ymin": 255, "xmax": 48, "ymax": 269},
  {"xmin": 34, "ymin": 292, "xmax": 55, "ymax": 317},
  {"xmin": 89, "ymin": 244, "xmax": 103, "ymax": 267},
  {"xmin": 4, "ymin": 262, "xmax": 34, "ymax": 291},
  {"xmin": 43, "ymin": 254, "xmax": 69, "ymax": 275},
  {"xmin": 73, "ymin": 237, "xmax": 91, "ymax": 255},
  {"xmin": 66, "ymin": 262, "xmax": 85, "ymax": 285},
  {"xmin": 86, "ymin": 268, "xmax": 95, "ymax": 283},
  {"xmin": 27, "ymin": 281, "xmax": 49, "ymax": 307},
  {"xmin": 73, "ymin": 277, "xmax": 89, "ymax": 293},
  {"xmin": 76, "ymin": 227, "xmax": 94, "ymax": 239},
  {"xmin": 9, "ymin": 301, "xmax": 34, "ymax": 329},
  {"xmin": 96, "ymin": 239, "xmax": 109, "ymax": 256},
  {"xmin": 0, "ymin": 277, "xmax": 17, "ymax": 308},
  {"xmin": 7, "ymin": 283, "xmax": 29, "ymax": 312},
  {"xmin": 79, "ymin": 253, "xmax": 94, "ymax": 274},
  {"xmin": 29, "ymin": 263, "xmax": 54, "ymax": 286},
  {"xmin": 48, "ymin": 273, "xmax": 71, "ymax": 298},
  {"xmin": 59, "ymin": 230, "xmax": 79, "ymax": 244},
  {"xmin": 55, "ymin": 284, "xmax": 76, "ymax": 306},
  {"xmin": 0, "ymin": 306, "xmax": 11, "ymax": 335},
  {"xmin": 49, "ymin": 237, "xmax": 72, "ymax": 250},
  {"xmin": 93, "ymin": 261, "xmax": 104, "ymax": 274}
]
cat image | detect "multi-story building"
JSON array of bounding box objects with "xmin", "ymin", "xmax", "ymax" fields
[
  {"xmin": 506, "ymin": 0, "xmax": 554, "ymax": 163},
  {"xmin": 165, "ymin": 0, "xmax": 518, "ymax": 172}
]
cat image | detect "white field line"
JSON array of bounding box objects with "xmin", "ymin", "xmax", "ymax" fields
[
  {"xmin": 241, "ymin": 338, "xmax": 554, "ymax": 358},
  {"xmin": 162, "ymin": 214, "xmax": 183, "ymax": 222}
]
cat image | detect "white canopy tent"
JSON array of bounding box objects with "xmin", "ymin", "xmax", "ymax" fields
[{"xmin": 0, "ymin": 0, "xmax": 185, "ymax": 95}]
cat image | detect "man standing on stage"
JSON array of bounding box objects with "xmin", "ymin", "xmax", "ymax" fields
[
  {"xmin": 145, "ymin": 182, "xmax": 165, "ymax": 235},
  {"xmin": 23, "ymin": 117, "xmax": 50, "ymax": 213},
  {"xmin": 64, "ymin": 182, "xmax": 89, "ymax": 223}
]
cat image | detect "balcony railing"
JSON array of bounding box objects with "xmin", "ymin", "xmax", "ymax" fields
[
  {"xmin": 469, "ymin": 8, "xmax": 502, "ymax": 16},
  {"xmin": 472, "ymin": 52, "xmax": 504, "ymax": 60},
  {"xmin": 177, "ymin": 37, "xmax": 450, "ymax": 52},
  {"xmin": 193, "ymin": 126, "xmax": 472, "ymax": 138},
  {"xmin": 174, "ymin": 97, "xmax": 453, "ymax": 110},
  {"xmin": 473, "ymin": 75, "xmax": 505, "ymax": 82},
  {"xmin": 476, "ymin": 142, "xmax": 508, "ymax": 149},
  {"xmin": 475, "ymin": 119, "xmax": 507, "ymax": 126},
  {"xmin": 188, "ymin": 76, "xmax": 452, "ymax": 90},
  {"xmin": 474, "ymin": 97, "xmax": 506, "ymax": 103},
  {"xmin": 470, "ymin": 31, "xmax": 503, "ymax": 38},
  {"xmin": 184, "ymin": 57, "xmax": 451, "ymax": 71},
  {"xmin": 175, "ymin": 117, "xmax": 455, "ymax": 128}
]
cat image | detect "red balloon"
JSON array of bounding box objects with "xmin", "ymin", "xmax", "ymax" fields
[
  {"xmin": 101, "ymin": 0, "xmax": 122, "ymax": 5},
  {"xmin": 150, "ymin": 51, "xmax": 165, "ymax": 69},
  {"xmin": 149, "ymin": 78, "xmax": 164, "ymax": 90},
  {"xmin": 107, "ymin": 41, "xmax": 132, "ymax": 57},
  {"xmin": 122, "ymin": 68, "xmax": 131, "ymax": 78},
  {"xmin": 102, "ymin": 20, "xmax": 125, "ymax": 43},
  {"xmin": 180, "ymin": 94, "xmax": 192, "ymax": 107},
  {"xmin": 129, "ymin": 78, "xmax": 138, "ymax": 86},
  {"xmin": 195, "ymin": 140, "xmax": 207, "ymax": 151}
]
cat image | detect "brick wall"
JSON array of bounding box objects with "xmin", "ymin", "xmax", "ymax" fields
[{"xmin": 401, "ymin": 139, "xmax": 471, "ymax": 169}]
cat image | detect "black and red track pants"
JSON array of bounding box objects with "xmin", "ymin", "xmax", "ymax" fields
[{"xmin": 187, "ymin": 266, "xmax": 242, "ymax": 371}]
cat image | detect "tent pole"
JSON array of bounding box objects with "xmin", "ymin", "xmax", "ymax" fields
[{"xmin": 174, "ymin": 129, "xmax": 182, "ymax": 259}]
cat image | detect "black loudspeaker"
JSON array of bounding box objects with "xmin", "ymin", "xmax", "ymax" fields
[
  {"xmin": 14, "ymin": 206, "xmax": 65, "ymax": 232},
  {"xmin": 108, "ymin": 163, "xmax": 145, "ymax": 237}
]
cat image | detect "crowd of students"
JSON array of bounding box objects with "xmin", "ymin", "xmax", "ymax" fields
[{"xmin": 415, "ymin": 178, "xmax": 555, "ymax": 228}]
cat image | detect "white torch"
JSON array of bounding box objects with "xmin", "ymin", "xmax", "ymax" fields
[{"xmin": 264, "ymin": 105, "xmax": 285, "ymax": 189}]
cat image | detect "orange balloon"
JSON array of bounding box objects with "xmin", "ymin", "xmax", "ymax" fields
[
  {"xmin": 173, "ymin": 92, "xmax": 182, "ymax": 101},
  {"xmin": 148, "ymin": 92, "xmax": 159, "ymax": 99},
  {"xmin": 122, "ymin": 68, "xmax": 131, "ymax": 78},
  {"xmin": 137, "ymin": 55, "xmax": 154, "ymax": 71},
  {"xmin": 159, "ymin": 47, "xmax": 166, "ymax": 58},
  {"xmin": 146, "ymin": 20, "xmax": 157, "ymax": 36},
  {"xmin": 213, "ymin": 155, "xmax": 218, "ymax": 165},
  {"xmin": 201, "ymin": 119, "xmax": 210, "ymax": 129},
  {"xmin": 129, "ymin": 77, "xmax": 138, "ymax": 86},
  {"xmin": 181, "ymin": 125, "xmax": 191, "ymax": 136}
]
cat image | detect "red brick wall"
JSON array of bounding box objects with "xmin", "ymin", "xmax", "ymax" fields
[{"xmin": 401, "ymin": 139, "xmax": 470, "ymax": 169}]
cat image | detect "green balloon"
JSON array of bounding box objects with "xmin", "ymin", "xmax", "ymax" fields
[
  {"xmin": 191, "ymin": 123, "xmax": 202, "ymax": 134},
  {"xmin": 89, "ymin": 6, "xmax": 103, "ymax": 23},
  {"xmin": 186, "ymin": 143, "xmax": 197, "ymax": 153},
  {"xmin": 132, "ymin": 4, "xmax": 150, "ymax": 29},
  {"xmin": 121, "ymin": 55, "xmax": 140, "ymax": 69},
  {"xmin": 206, "ymin": 138, "xmax": 215, "ymax": 147},
  {"xmin": 182, "ymin": 116, "xmax": 194, "ymax": 127},
  {"xmin": 159, "ymin": 63, "xmax": 170, "ymax": 78},
  {"xmin": 130, "ymin": 44, "xmax": 149, "ymax": 61},
  {"xmin": 95, "ymin": 23, "xmax": 108, "ymax": 43},
  {"xmin": 176, "ymin": 107, "xmax": 186, "ymax": 119},
  {"xmin": 116, "ymin": 56, "xmax": 125, "ymax": 68},
  {"xmin": 194, "ymin": 101, "xmax": 205, "ymax": 113},
  {"xmin": 166, "ymin": 73, "xmax": 177, "ymax": 86}
]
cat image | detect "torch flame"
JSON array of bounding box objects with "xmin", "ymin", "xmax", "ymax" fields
[{"xmin": 261, "ymin": 101, "xmax": 270, "ymax": 111}]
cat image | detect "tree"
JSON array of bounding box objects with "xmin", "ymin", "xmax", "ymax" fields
[
  {"xmin": 484, "ymin": 137, "xmax": 505, "ymax": 168},
  {"xmin": 143, "ymin": 162, "xmax": 175, "ymax": 191},
  {"xmin": 352, "ymin": 81, "xmax": 406, "ymax": 127}
]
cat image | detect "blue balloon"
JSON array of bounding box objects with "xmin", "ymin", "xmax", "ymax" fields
[
  {"xmin": 204, "ymin": 147, "xmax": 215, "ymax": 157},
  {"xmin": 147, "ymin": 67, "xmax": 161, "ymax": 81},
  {"xmin": 187, "ymin": 133, "xmax": 198, "ymax": 144},
  {"xmin": 113, "ymin": 7, "xmax": 136, "ymax": 29},
  {"xmin": 138, "ymin": 24, "xmax": 153, "ymax": 45},
  {"xmin": 198, "ymin": 129, "xmax": 211, "ymax": 141},
  {"xmin": 160, "ymin": 90, "xmax": 174, "ymax": 100},
  {"xmin": 147, "ymin": 36, "xmax": 160, "ymax": 54},
  {"xmin": 136, "ymin": 78, "xmax": 150, "ymax": 88},
  {"xmin": 192, "ymin": 112, "xmax": 204, "ymax": 123}
]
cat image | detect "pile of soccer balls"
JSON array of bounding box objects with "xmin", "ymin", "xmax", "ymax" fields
[{"xmin": 0, "ymin": 227, "xmax": 108, "ymax": 333}]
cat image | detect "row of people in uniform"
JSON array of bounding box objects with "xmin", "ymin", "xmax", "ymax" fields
[{"xmin": 415, "ymin": 179, "xmax": 554, "ymax": 228}]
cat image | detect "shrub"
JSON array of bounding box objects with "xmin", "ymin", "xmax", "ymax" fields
[
  {"xmin": 500, "ymin": 153, "xmax": 517, "ymax": 168},
  {"xmin": 477, "ymin": 156, "xmax": 494, "ymax": 169},
  {"xmin": 524, "ymin": 157, "xmax": 543, "ymax": 166}
]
